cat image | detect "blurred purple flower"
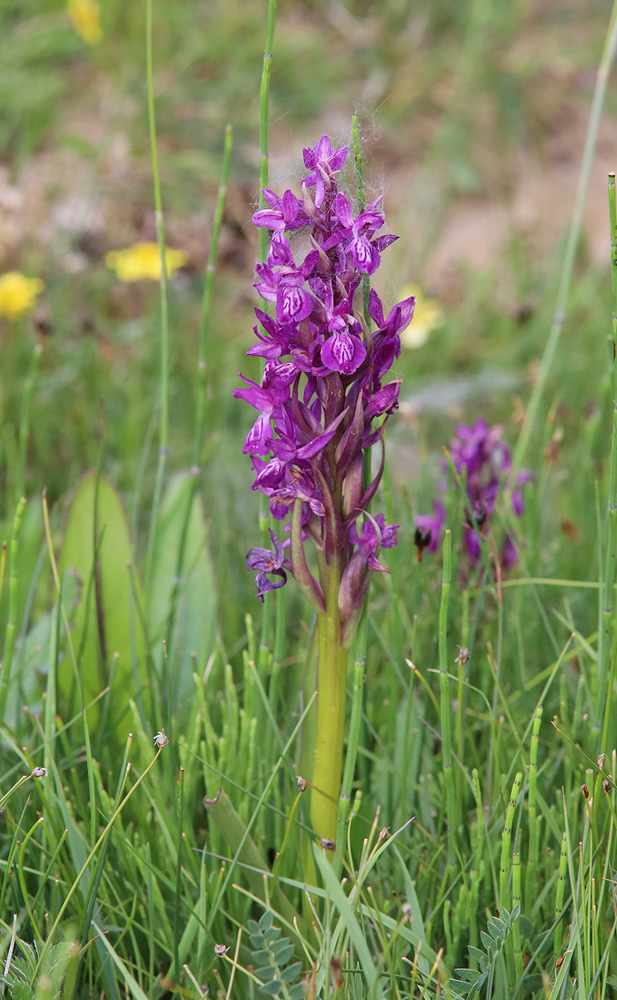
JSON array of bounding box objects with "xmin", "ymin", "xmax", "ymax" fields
[{"xmin": 415, "ymin": 421, "xmax": 530, "ymax": 569}]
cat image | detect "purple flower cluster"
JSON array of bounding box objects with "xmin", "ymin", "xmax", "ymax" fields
[
  {"xmin": 236, "ymin": 135, "xmax": 413, "ymax": 639},
  {"xmin": 415, "ymin": 420, "xmax": 531, "ymax": 568}
]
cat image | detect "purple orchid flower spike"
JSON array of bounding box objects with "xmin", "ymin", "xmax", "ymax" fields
[
  {"xmin": 416, "ymin": 422, "xmax": 531, "ymax": 570},
  {"xmin": 237, "ymin": 132, "xmax": 411, "ymax": 844}
]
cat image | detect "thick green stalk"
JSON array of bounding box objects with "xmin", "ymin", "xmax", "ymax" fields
[
  {"xmin": 310, "ymin": 567, "xmax": 348, "ymax": 843},
  {"xmin": 335, "ymin": 635, "xmax": 366, "ymax": 863}
]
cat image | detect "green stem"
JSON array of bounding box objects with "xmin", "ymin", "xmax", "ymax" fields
[
  {"xmin": 335, "ymin": 628, "xmax": 366, "ymax": 865},
  {"xmin": 310, "ymin": 567, "xmax": 348, "ymax": 843},
  {"xmin": 144, "ymin": 0, "xmax": 170, "ymax": 597},
  {"xmin": 597, "ymin": 169, "xmax": 617, "ymax": 736},
  {"xmin": 438, "ymin": 530, "xmax": 456, "ymax": 864},
  {"xmin": 511, "ymin": 0, "xmax": 617, "ymax": 479},
  {"xmin": 0, "ymin": 496, "xmax": 26, "ymax": 723},
  {"xmin": 16, "ymin": 335, "xmax": 43, "ymax": 504},
  {"xmin": 258, "ymin": 0, "xmax": 276, "ymax": 266}
]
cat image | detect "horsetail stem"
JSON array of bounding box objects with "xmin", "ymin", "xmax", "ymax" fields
[{"xmin": 500, "ymin": 771, "xmax": 522, "ymax": 911}]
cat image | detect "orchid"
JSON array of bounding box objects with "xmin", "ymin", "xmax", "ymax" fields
[
  {"xmin": 416, "ymin": 420, "xmax": 530, "ymax": 569},
  {"xmin": 236, "ymin": 134, "xmax": 412, "ymax": 841}
]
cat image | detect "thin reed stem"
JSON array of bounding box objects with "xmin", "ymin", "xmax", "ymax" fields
[
  {"xmin": 438, "ymin": 530, "xmax": 456, "ymax": 864},
  {"xmin": 598, "ymin": 170, "xmax": 617, "ymax": 740},
  {"xmin": 16, "ymin": 334, "xmax": 43, "ymax": 504},
  {"xmin": 0, "ymin": 496, "xmax": 26, "ymax": 723},
  {"xmin": 512, "ymin": 0, "xmax": 617, "ymax": 479},
  {"xmin": 144, "ymin": 0, "xmax": 170, "ymax": 597}
]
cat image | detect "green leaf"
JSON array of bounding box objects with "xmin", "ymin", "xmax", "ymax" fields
[
  {"xmin": 467, "ymin": 946, "xmax": 486, "ymax": 969},
  {"xmin": 263, "ymin": 926, "xmax": 282, "ymax": 944},
  {"xmin": 480, "ymin": 931, "xmax": 493, "ymax": 952},
  {"xmin": 280, "ymin": 962, "xmax": 303, "ymax": 983},
  {"xmin": 260, "ymin": 979, "xmax": 283, "ymax": 997},
  {"xmin": 454, "ymin": 969, "xmax": 481, "ymax": 983},
  {"xmin": 252, "ymin": 948, "xmax": 270, "ymax": 964},
  {"xmin": 59, "ymin": 471, "xmax": 148, "ymax": 736},
  {"xmin": 255, "ymin": 966, "xmax": 275, "ymax": 983},
  {"xmin": 488, "ymin": 916, "xmax": 506, "ymax": 940},
  {"xmin": 270, "ymin": 941, "xmax": 294, "ymax": 965},
  {"xmin": 146, "ymin": 472, "xmax": 217, "ymax": 709}
]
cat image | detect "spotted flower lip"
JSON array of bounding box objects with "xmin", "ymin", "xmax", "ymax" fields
[{"xmin": 238, "ymin": 134, "xmax": 406, "ymax": 618}]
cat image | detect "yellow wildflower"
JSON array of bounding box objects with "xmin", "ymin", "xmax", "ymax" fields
[
  {"xmin": 105, "ymin": 243, "xmax": 189, "ymax": 283},
  {"xmin": 68, "ymin": 0, "xmax": 102, "ymax": 45},
  {"xmin": 400, "ymin": 284, "xmax": 444, "ymax": 349},
  {"xmin": 0, "ymin": 272, "xmax": 44, "ymax": 321}
]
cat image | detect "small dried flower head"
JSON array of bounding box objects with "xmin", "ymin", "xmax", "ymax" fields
[
  {"xmin": 68, "ymin": 0, "xmax": 102, "ymax": 44},
  {"xmin": 320, "ymin": 837, "xmax": 336, "ymax": 851},
  {"xmin": 378, "ymin": 826, "xmax": 390, "ymax": 843},
  {"xmin": 31, "ymin": 766, "xmax": 47, "ymax": 778},
  {"xmin": 414, "ymin": 525, "xmax": 432, "ymax": 560},
  {"xmin": 297, "ymin": 775, "xmax": 307, "ymax": 792},
  {"xmin": 213, "ymin": 943, "xmax": 229, "ymax": 957},
  {"xmin": 106, "ymin": 243, "xmax": 188, "ymax": 282},
  {"xmin": 0, "ymin": 272, "xmax": 44, "ymax": 320},
  {"xmin": 455, "ymin": 646, "xmax": 470, "ymax": 665},
  {"xmin": 597, "ymin": 753, "xmax": 605, "ymax": 770},
  {"xmin": 603, "ymin": 778, "xmax": 612, "ymax": 794},
  {"xmin": 330, "ymin": 956, "xmax": 343, "ymax": 990},
  {"xmin": 153, "ymin": 729, "xmax": 169, "ymax": 748},
  {"xmin": 581, "ymin": 783, "xmax": 589, "ymax": 799},
  {"xmin": 399, "ymin": 285, "xmax": 444, "ymax": 349},
  {"xmin": 401, "ymin": 901, "xmax": 411, "ymax": 917}
]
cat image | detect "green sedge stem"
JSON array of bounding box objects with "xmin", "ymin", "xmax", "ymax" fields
[
  {"xmin": 512, "ymin": 0, "xmax": 617, "ymax": 479},
  {"xmin": 0, "ymin": 496, "xmax": 26, "ymax": 723},
  {"xmin": 193, "ymin": 124, "xmax": 233, "ymax": 466},
  {"xmin": 16, "ymin": 335, "xmax": 43, "ymax": 504},
  {"xmin": 30, "ymin": 747, "xmax": 165, "ymax": 984},
  {"xmin": 438, "ymin": 530, "xmax": 456, "ymax": 863},
  {"xmin": 598, "ymin": 170, "xmax": 617, "ymax": 738},
  {"xmin": 144, "ymin": 0, "xmax": 170, "ymax": 597},
  {"xmin": 259, "ymin": 0, "xmax": 276, "ymax": 266}
]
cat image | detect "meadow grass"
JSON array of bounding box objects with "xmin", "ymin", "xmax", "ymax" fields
[{"xmin": 2, "ymin": 1, "xmax": 617, "ymax": 998}]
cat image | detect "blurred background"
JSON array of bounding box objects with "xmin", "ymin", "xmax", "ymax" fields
[{"xmin": 1, "ymin": 0, "xmax": 615, "ymax": 639}]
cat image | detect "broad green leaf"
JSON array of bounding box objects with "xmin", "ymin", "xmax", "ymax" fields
[
  {"xmin": 146, "ymin": 473, "xmax": 216, "ymax": 710},
  {"xmin": 59, "ymin": 471, "xmax": 147, "ymax": 736}
]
